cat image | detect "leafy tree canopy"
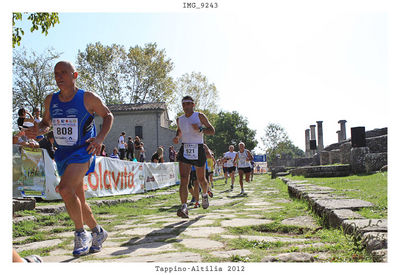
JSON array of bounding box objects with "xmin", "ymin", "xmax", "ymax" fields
[
  {"xmin": 206, "ymin": 111, "xmax": 257, "ymax": 157},
  {"xmin": 12, "ymin": 13, "xmax": 59, "ymax": 48}
]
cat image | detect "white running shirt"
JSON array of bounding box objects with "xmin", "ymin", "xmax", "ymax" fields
[
  {"xmin": 178, "ymin": 112, "xmax": 203, "ymax": 144},
  {"xmin": 237, "ymin": 150, "xmax": 251, "ymax": 168},
  {"xmin": 224, "ymin": 151, "xmax": 237, "ymax": 167}
]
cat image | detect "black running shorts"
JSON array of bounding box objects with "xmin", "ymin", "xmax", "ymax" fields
[
  {"xmin": 238, "ymin": 167, "xmax": 252, "ymax": 173},
  {"xmin": 177, "ymin": 144, "xmax": 207, "ymax": 167}
]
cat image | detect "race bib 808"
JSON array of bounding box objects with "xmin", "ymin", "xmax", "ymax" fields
[{"xmin": 52, "ymin": 118, "xmax": 78, "ymax": 146}]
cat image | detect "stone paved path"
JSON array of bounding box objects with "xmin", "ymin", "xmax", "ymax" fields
[{"xmin": 13, "ymin": 175, "xmax": 368, "ymax": 263}]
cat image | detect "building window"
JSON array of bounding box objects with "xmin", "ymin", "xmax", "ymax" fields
[{"xmin": 135, "ymin": 126, "xmax": 143, "ymax": 139}]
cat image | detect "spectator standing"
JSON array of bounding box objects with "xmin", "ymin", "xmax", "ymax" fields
[
  {"xmin": 134, "ymin": 136, "xmax": 141, "ymax": 160},
  {"xmin": 118, "ymin": 132, "xmax": 126, "ymax": 159},
  {"xmin": 126, "ymin": 136, "xmax": 134, "ymax": 160},
  {"xmin": 139, "ymin": 142, "xmax": 146, "ymax": 162}
]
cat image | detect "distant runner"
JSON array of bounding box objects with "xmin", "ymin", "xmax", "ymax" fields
[
  {"xmin": 233, "ymin": 142, "xmax": 253, "ymax": 194},
  {"xmin": 223, "ymin": 145, "xmax": 237, "ymax": 191}
]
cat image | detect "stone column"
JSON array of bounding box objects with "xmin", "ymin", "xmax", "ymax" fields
[
  {"xmin": 316, "ymin": 121, "xmax": 324, "ymax": 152},
  {"xmin": 338, "ymin": 120, "xmax": 347, "ymax": 141},
  {"xmin": 336, "ymin": 130, "xmax": 341, "ymax": 143},
  {"xmin": 305, "ymin": 129, "xmax": 311, "ymax": 157},
  {"xmin": 309, "ymin": 125, "xmax": 317, "ymax": 156}
]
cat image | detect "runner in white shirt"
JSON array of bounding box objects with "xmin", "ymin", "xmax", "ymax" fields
[
  {"xmin": 233, "ymin": 142, "xmax": 254, "ymax": 195},
  {"xmin": 223, "ymin": 145, "xmax": 237, "ymax": 191},
  {"xmin": 173, "ymin": 96, "xmax": 215, "ymax": 218}
]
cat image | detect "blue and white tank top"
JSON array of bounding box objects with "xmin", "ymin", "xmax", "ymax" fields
[{"xmin": 49, "ymin": 89, "xmax": 96, "ymax": 151}]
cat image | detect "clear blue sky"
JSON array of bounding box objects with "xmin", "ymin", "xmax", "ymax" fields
[{"xmin": 5, "ymin": 0, "xmax": 396, "ymax": 153}]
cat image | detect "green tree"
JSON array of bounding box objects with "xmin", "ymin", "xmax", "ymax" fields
[
  {"xmin": 206, "ymin": 111, "xmax": 257, "ymax": 157},
  {"xmin": 172, "ymin": 72, "xmax": 219, "ymax": 114},
  {"xmin": 262, "ymin": 123, "xmax": 304, "ymax": 162},
  {"xmin": 76, "ymin": 42, "xmax": 126, "ymax": 105},
  {"xmin": 12, "ymin": 48, "xmax": 61, "ymax": 116},
  {"xmin": 123, "ymin": 43, "xmax": 175, "ymax": 105},
  {"xmin": 12, "ymin": 13, "xmax": 59, "ymax": 48}
]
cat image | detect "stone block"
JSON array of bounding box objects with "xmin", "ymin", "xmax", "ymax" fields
[
  {"xmin": 313, "ymin": 199, "xmax": 374, "ymax": 212},
  {"xmin": 341, "ymin": 219, "xmax": 387, "ymax": 235},
  {"xmin": 339, "ymin": 142, "xmax": 352, "ymax": 164},
  {"xmin": 362, "ymin": 232, "xmax": 387, "ymax": 253},
  {"xmin": 325, "ymin": 209, "xmax": 364, "ymax": 228},
  {"xmin": 350, "ymin": 147, "xmax": 370, "ymax": 174},
  {"xmin": 319, "ymin": 151, "xmax": 330, "ymax": 165},
  {"xmin": 329, "ymin": 149, "xmax": 342, "ymax": 164},
  {"xmin": 262, "ymin": 252, "xmax": 315, "ymax": 262},
  {"xmin": 366, "ymin": 135, "xmax": 387, "ymax": 153},
  {"xmin": 365, "ymin": 153, "xmax": 387, "ymax": 173},
  {"xmin": 13, "ymin": 198, "xmax": 36, "ymax": 213},
  {"xmin": 312, "ymin": 153, "xmax": 320, "ymax": 166},
  {"xmin": 35, "ymin": 204, "xmax": 66, "ymax": 214}
]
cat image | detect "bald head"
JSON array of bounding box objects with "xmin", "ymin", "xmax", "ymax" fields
[
  {"xmin": 54, "ymin": 61, "xmax": 78, "ymax": 90},
  {"xmin": 55, "ymin": 61, "xmax": 76, "ymax": 73}
]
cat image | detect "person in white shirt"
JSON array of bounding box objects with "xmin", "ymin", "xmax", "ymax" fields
[
  {"xmin": 118, "ymin": 132, "xmax": 126, "ymax": 160},
  {"xmin": 233, "ymin": 142, "xmax": 254, "ymax": 195},
  {"xmin": 173, "ymin": 96, "xmax": 215, "ymax": 218},
  {"xmin": 223, "ymin": 145, "xmax": 237, "ymax": 191}
]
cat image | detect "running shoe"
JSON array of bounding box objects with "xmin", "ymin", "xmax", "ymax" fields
[
  {"xmin": 202, "ymin": 194, "xmax": 209, "ymax": 209},
  {"xmin": 188, "ymin": 197, "xmax": 196, "ymax": 206},
  {"xmin": 240, "ymin": 189, "xmax": 245, "ymax": 195},
  {"xmin": 194, "ymin": 201, "xmax": 200, "ymax": 208},
  {"xmin": 177, "ymin": 204, "xmax": 189, "ymax": 218},
  {"xmin": 230, "ymin": 184, "xmax": 234, "ymax": 191},
  {"xmin": 207, "ymin": 188, "xmax": 214, "ymax": 198},
  {"xmin": 225, "ymin": 178, "xmax": 227, "ymax": 184},
  {"xmin": 73, "ymin": 230, "xmax": 92, "ymax": 257},
  {"xmin": 90, "ymin": 227, "xmax": 108, "ymax": 253}
]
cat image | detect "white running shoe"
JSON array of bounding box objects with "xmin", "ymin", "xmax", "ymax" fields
[
  {"xmin": 73, "ymin": 230, "xmax": 92, "ymax": 257},
  {"xmin": 90, "ymin": 227, "xmax": 108, "ymax": 253},
  {"xmin": 202, "ymin": 194, "xmax": 209, "ymax": 209}
]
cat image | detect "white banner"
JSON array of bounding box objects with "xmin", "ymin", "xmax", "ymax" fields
[
  {"xmin": 84, "ymin": 157, "xmax": 145, "ymax": 198},
  {"xmin": 144, "ymin": 162, "xmax": 180, "ymax": 191},
  {"xmin": 13, "ymin": 146, "xmax": 180, "ymax": 200}
]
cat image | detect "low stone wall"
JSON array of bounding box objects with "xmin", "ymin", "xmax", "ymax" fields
[
  {"xmin": 281, "ymin": 177, "xmax": 387, "ymax": 262},
  {"xmin": 291, "ymin": 165, "xmax": 351, "ymax": 178},
  {"xmin": 366, "ymin": 135, "xmax": 387, "ymax": 153},
  {"xmin": 365, "ymin": 153, "xmax": 387, "ymax": 173},
  {"xmin": 365, "ymin": 128, "xmax": 387, "ymax": 138}
]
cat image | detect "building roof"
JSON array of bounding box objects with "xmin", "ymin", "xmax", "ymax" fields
[{"xmin": 107, "ymin": 102, "xmax": 167, "ymax": 113}]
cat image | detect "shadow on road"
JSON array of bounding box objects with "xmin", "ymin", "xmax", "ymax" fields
[{"xmin": 109, "ymin": 215, "xmax": 206, "ymax": 257}]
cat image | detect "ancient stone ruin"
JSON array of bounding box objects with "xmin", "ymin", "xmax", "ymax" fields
[{"xmin": 271, "ymin": 120, "xmax": 387, "ymax": 177}]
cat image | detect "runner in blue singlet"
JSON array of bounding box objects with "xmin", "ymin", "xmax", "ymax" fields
[{"xmin": 26, "ymin": 61, "xmax": 114, "ymax": 257}]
